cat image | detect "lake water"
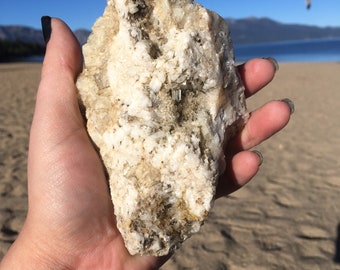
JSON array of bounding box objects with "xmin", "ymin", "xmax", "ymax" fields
[
  {"xmin": 19, "ymin": 38, "xmax": 340, "ymax": 63},
  {"xmin": 234, "ymin": 38, "xmax": 340, "ymax": 62}
]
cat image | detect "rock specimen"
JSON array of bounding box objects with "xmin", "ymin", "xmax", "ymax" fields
[{"xmin": 77, "ymin": 0, "xmax": 248, "ymax": 256}]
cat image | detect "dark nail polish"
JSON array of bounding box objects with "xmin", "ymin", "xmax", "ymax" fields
[
  {"xmin": 263, "ymin": 57, "xmax": 279, "ymax": 72},
  {"xmin": 41, "ymin": 16, "xmax": 52, "ymax": 44},
  {"xmin": 252, "ymin": 150, "xmax": 264, "ymax": 166},
  {"xmin": 280, "ymin": 98, "xmax": 295, "ymax": 115}
]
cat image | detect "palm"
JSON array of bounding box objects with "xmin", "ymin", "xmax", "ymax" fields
[
  {"xmin": 28, "ymin": 19, "xmax": 288, "ymax": 269},
  {"xmin": 28, "ymin": 100, "xmax": 162, "ymax": 269},
  {"xmin": 0, "ymin": 18, "xmax": 291, "ymax": 270}
]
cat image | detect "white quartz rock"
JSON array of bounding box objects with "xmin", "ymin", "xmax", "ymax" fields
[{"xmin": 77, "ymin": 0, "xmax": 248, "ymax": 256}]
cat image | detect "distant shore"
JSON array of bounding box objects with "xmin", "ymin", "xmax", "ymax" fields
[
  {"xmin": 234, "ymin": 38, "xmax": 340, "ymax": 62},
  {"xmin": 0, "ymin": 40, "xmax": 45, "ymax": 63},
  {"xmin": 2, "ymin": 38, "xmax": 340, "ymax": 64}
]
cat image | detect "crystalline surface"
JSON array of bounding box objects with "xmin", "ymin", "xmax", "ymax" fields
[{"xmin": 77, "ymin": 0, "xmax": 248, "ymax": 256}]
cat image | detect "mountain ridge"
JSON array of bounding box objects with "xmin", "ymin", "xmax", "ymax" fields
[
  {"xmin": 225, "ymin": 17, "xmax": 340, "ymax": 44},
  {"xmin": 1, "ymin": 17, "xmax": 340, "ymax": 61},
  {"xmin": 0, "ymin": 25, "xmax": 90, "ymax": 45},
  {"xmin": 1, "ymin": 17, "xmax": 340, "ymax": 45}
]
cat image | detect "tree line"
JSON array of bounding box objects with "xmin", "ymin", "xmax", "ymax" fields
[{"xmin": 0, "ymin": 40, "xmax": 45, "ymax": 62}]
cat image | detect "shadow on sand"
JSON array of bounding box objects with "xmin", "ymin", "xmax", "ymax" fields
[{"xmin": 334, "ymin": 223, "xmax": 340, "ymax": 263}]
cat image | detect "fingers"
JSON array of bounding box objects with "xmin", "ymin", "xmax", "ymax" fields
[
  {"xmin": 216, "ymin": 150, "xmax": 262, "ymax": 197},
  {"xmin": 227, "ymin": 100, "xmax": 293, "ymax": 154},
  {"xmin": 238, "ymin": 58, "xmax": 278, "ymax": 98},
  {"xmin": 217, "ymin": 100, "xmax": 293, "ymax": 197}
]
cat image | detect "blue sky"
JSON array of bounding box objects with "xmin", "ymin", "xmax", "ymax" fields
[{"xmin": 1, "ymin": 0, "xmax": 340, "ymax": 31}]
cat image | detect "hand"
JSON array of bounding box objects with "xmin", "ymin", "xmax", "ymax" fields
[
  {"xmin": 217, "ymin": 57, "xmax": 292, "ymax": 197},
  {"xmin": 0, "ymin": 18, "xmax": 292, "ymax": 269}
]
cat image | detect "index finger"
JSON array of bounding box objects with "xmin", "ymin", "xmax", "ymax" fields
[{"xmin": 237, "ymin": 58, "xmax": 278, "ymax": 98}]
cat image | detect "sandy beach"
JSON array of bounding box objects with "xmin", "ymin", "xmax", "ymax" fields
[{"xmin": 1, "ymin": 62, "xmax": 340, "ymax": 269}]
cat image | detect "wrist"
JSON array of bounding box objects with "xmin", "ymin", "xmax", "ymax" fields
[
  {"xmin": 0, "ymin": 230, "xmax": 74, "ymax": 270},
  {"xmin": 0, "ymin": 229, "xmax": 120, "ymax": 270}
]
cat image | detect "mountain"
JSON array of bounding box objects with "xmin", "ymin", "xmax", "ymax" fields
[
  {"xmin": 0, "ymin": 26, "xmax": 90, "ymax": 61},
  {"xmin": 1, "ymin": 18, "xmax": 340, "ymax": 46},
  {"xmin": 74, "ymin": 18, "xmax": 340, "ymax": 45},
  {"xmin": 74, "ymin": 29, "xmax": 91, "ymax": 46},
  {"xmin": 0, "ymin": 25, "xmax": 90, "ymax": 61},
  {"xmin": 0, "ymin": 26, "xmax": 44, "ymax": 44},
  {"xmin": 0, "ymin": 26, "xmax": 91, "ymax": 46},
  {"xmin": 226, "ymin": 17, "xmax": 340, "ymax": 44},
  {"xmin": 1, "ymin": 18, "xmax": 340, "ymax": 61}
]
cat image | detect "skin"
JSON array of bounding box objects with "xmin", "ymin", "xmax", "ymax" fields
[{"xmin": 0, "ymin": 18, "xmax": 292, "ymax": 269}]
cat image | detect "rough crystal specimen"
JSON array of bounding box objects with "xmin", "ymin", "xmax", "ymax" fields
[{"xmin": 77, "ymin": 0, "xmax": 248, "ymax": 256}]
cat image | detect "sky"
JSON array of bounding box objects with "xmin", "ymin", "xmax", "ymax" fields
[{"xmin": 1, "ymin": 0, "xmax": 340, "ymax": 31}]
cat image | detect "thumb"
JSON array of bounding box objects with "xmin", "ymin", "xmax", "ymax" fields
[
  {"xmin": 27, "ymin": 17, "xmax": 89, "ymax": 206},
  {"xmin": 30, "ymin": 17, "xmax": 84, "ymax": 154}
]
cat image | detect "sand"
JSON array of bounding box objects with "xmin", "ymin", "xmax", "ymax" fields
[
  {"xmin": 0, "ymin": 63, "xmax": 40, "ymax": 258},
  {"xmin": 1, "ymin": 62, "xmax": 340, "ymax": 269}
]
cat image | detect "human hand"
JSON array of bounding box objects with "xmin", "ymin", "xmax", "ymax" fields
[
  {"xmin": 217, "ymin": 57, "xmax": 293, "ymax": 197},
  {"xmin": 0, "ymin": 18, "xmax": 292, "ymax": 270}
]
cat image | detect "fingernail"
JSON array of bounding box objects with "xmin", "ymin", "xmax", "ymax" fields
[
  {"xmin": 263, "ymin": 57, "xmax": 279, "ymax": 72},
  {"xmin": 41, "ymin": 16, "xmax": 52, "ymax": 44},
  {"xmin": 280, "ymin": 98, "xmax": 295, "ymax": 115},
  {"xmin": 252, "ymin": 150, "xmax": 264, "ymax": 166}
]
